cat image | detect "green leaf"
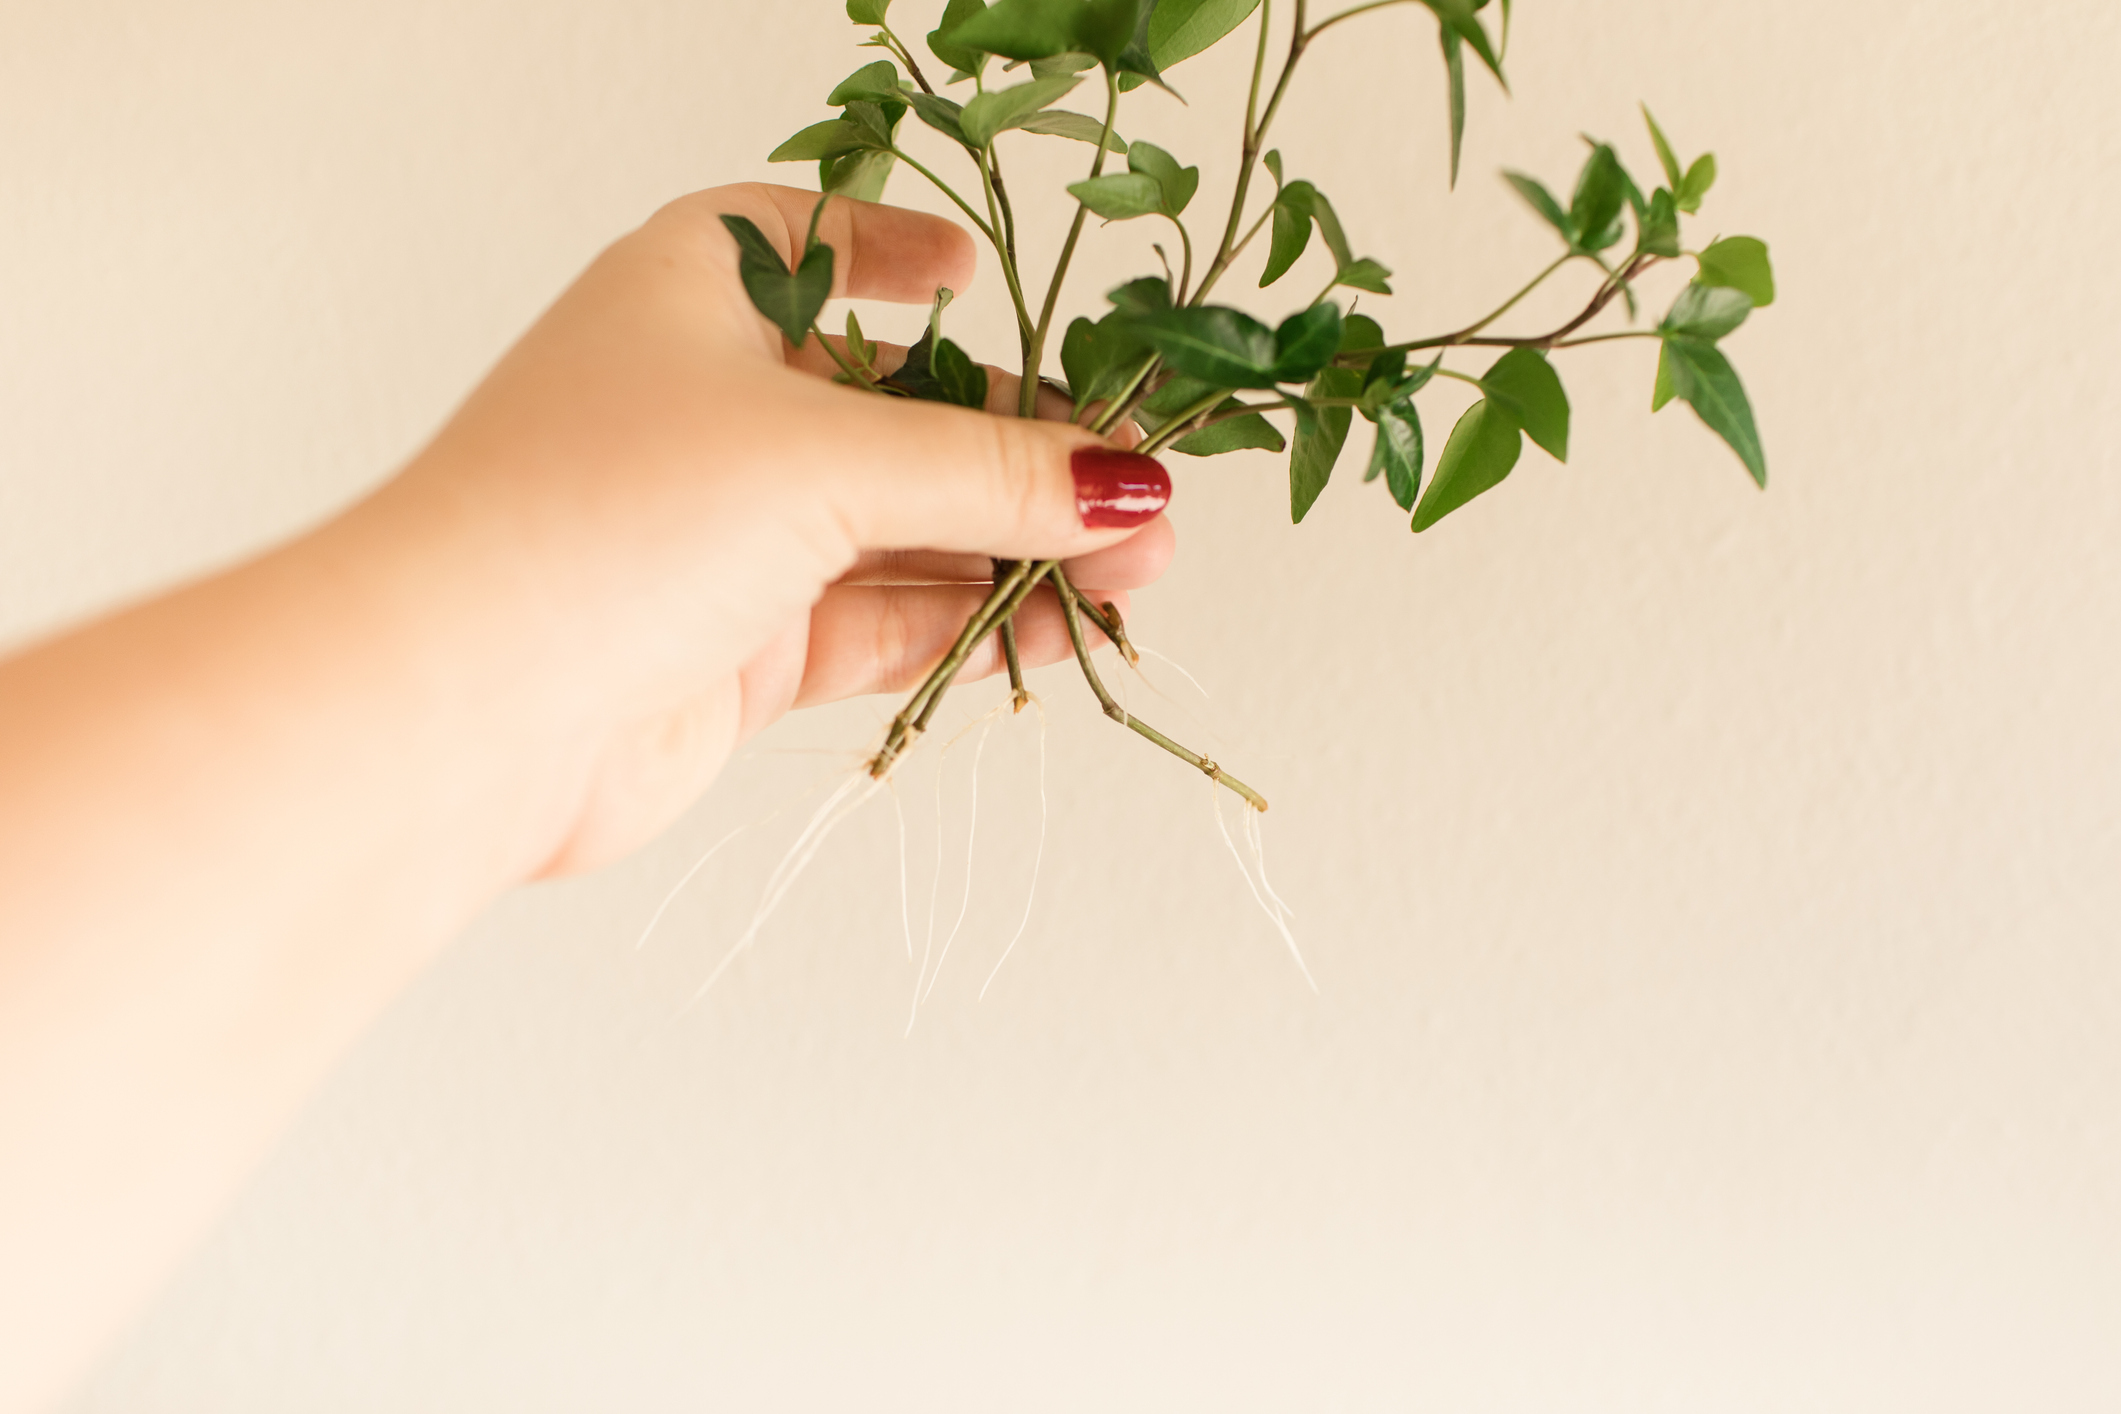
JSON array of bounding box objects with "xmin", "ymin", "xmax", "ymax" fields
[
  {"xmin": 828, "ymin": 60, "xmax": 902, "ymax": 107},
  {"xmin": 846, "ymin": 0, "xmax": 891, "ymax": 23},
  {"xmin": 1476, "ymin": 346, "xmax": 1568, "ymax": 461},
  {"xmin": 1504, "ymin": 171, "xmax": 1572, "ymax": 243},
  {"xmin": 1031, "ymin": 50, "xmax": 1102, "ymax": 76},
  {"xmin": 1677, "ymin": 153, "xmax": 1716, "ymax": 213},
  {"xmin": 1642, "ymin": 103, "xmax": 1683, "ymax": 190},
  {"xmin": 1127, "ymin": 141, "xmax": 1199, "ymax": 215},
  {"xmin": 845, "ymin": 309, "xmax": 878, "ymax": 373},
  {"xmin": 1413, "ymin": 399, "xmax": 1522, "ymax": 531},
  {"xmin": 840, "ymin": 99, "xmax": 901, "ymax": 145},
  {"xmin": 1262, "ymin": 149, "xmax": 1284, "ymax": 186},
  {"xmin": 1420, "ymin": 0, "xmax": 1504, "ymax": 85},
  {"xmin": 1367, "ymin": 398, "xmax": 1425, "ymax": 511},
  {"xmin": 1695, "ymin": 235, "xmax": 1774, "ymax": 307},
  {"xmin": 1271, "ymin": 303, "xmax": 1343, "ymax": 383},
  {"xmin": 903, "ymin": 91, "xmax": 971, "ymax": 146},
  {"xmin": 1291, "ymin": 370, "xmax": 1361, "ymax": 522},
  {"xmin": 1303, "ymin": 186, "xmax": 1354, "ymax": 269},
  {"xmin": 1147, "ymin": 0, "xmax": 1261, "ymax": 69},
  {"xmin": 1658, "ymin": 337, "xmax": 1765, "ymax": 486},
  {"xmin": 1105, "ymin": 275, "xmax": 1172, "ymax": 317},
  {"xmin": 960, "ymin": 73, "xmax": 1080, "ymax": 146},
  {"xmin": 1132, "ymin": 306, "xmax": 1281, "ymax": 388},
  {"xmin": 1335, "ymin": 256, "xmax": 1393, "ymax": 294},
  {"xmin": 928, "ymin": 0, "xmax": 991, "ymax": 79},
  {"xmin": 1441, "ymin": 25, "xmax": 1467, "ymax": 188},
  {"xmin": 719, "ymin": 213, "xmax": 833, "ymax": 347},
  {"xmin": 821, "ymin": 149, "xmax": 897, "ymax": 203},
  {"xmin": 1569, "ymin": 143, "xmax": 1628, "ymax": 254},
  {"xmin": 769, "ymin": 119, "xmax": 876, "ymax": 163},
  {"xmin": 1068, "ymin": 171, "xmax": 1165, "ymax": 220},
  {"xmin": 930, "ymin": 337, "xmax": 990, "ymax": 408},
  {"xmin": 1650, "ymin": 342, "xmax": 1677, "ymax": 412},
  {"xmin": 1660, "ymin": 281, "xmax": 1753, "ymax": 341},
  {"xmin": 1134, "ymin": 377, "xmax": 1282, "ymax": 455},
  {"xmin": 1261, "ymin": 189, "xmax": 1312, "ymax": 287},
  {"xmin": 1016, "ymin": 109, "xmax": 1127, "ymax": 149},
  {"xmin": 1061, "ymin": 315, "xmax": 1148, "ymax": 412},
  {"xmin": 950, "ymin": 0, "xmax": 1087, "ymax": 59},
  {"xmin": 1635, "ymin": 186, "xmax": 1680, "ymax": 258}
]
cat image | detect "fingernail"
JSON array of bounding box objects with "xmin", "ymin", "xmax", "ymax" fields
[{"xmin": 1071, "ymin": 448, "xmax": 1170, "ymax": 528}]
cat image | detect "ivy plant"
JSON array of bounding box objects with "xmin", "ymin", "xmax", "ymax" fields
[{"xmin": 727, "ymin": 0, "xmax": 1776, "ymax": 810}]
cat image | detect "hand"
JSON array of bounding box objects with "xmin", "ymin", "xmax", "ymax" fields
[{"xmin": 389, "ymin": 182, "xmax": 1174, "ymax": 874}]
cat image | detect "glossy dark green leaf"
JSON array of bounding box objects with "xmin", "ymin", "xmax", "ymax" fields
[
  {"xmin": 828, "ymin": 60, "xmax": 902, "ymax": 106},
  {"xmin": 769, "ymin": 119, "xmax": 876, "ymax": 163},
  {"xmin": 1061, "ymin": 315, "xmax": 1147, "ymax": 412},
  {"xmin": 1336, "ymin": 256, "xmax": 1393, "ymax": 294},
  {"xmin": 1016, "ymin": 108, "xmax": 1127, "ymax": 149},
  {"xmin": 1147, "ymin": 0, "xmax": 1261, "ymax": 69},
  {"xmin": 1068, "ymin": 171, "xmax": 1165, "ymax": 220},
  {"xmin": 1677, "ymin": 153, "xmax": 1716, "ymax": 213},
  {"xmin": 1636, "ymin": 186, "xmax": 1680, "ymax": 258},
  {"xmin": 1291, "ymin": 368, "xmax": 1361, "ymax": 523},
  {"xmin": 1105, "ymin": 275, "xmax": 1172, "ymax": 317},
  {"xmin": 846, "ymin": 0, "xmax": 891, "ymax": 23},
  {"xmin": 1658, "ymin": 337, "xmax": 1766, "ymax": 486},
  {"xmin": 1128, "ymin": 141, "xmax": 1199, "ymax": 215},
  {"xmin": 928, "ymin": 0, "xmax": 990, "ymax": 78},
  {"xmin": 821, "ymin": 148, "xmax": 897, "ymax": 203},
  {"xmin": 1413, "ymin": 399, "xmax": 1521, "ymax": 531},
  {"xmin": 1271, "ymin": 303, "xmax": 1344, "ymax": 384},
  {"xmin": 1477, "ymin": 346, "xmax": 1568, "ymax": 461},
  {"xmin": 960, "ymin": 73, "xmax": 1079, "ymax": 146},
  {"xmin": 1367, "ymin": 399, "xmax": 1425, "ymax": 510},
  {"xmin": 929, "ymin": 337, "xmax": 990, "ymax": 408},
  {"xmin": 1504, "ymin": 171, "xmax": 1571, "ymax": 243},
  {"xmin": 1660, "ymin": 281, "xmax": 1753, "ymax": 340},
  {"xmin": 1695, "ymin": 236, "xmax": 1774, "ymax": 307},
  {"xmin": 1441, "ymin": 25, "xmax": 1467, "ymax": 188},
  {"xmin": 1642, "ymin": 104, "xmax": 1683, "ymax": 190},
  {"xmin": 1569, "ymin": 144, "xmax": 1628, "ymax": 254},
  {"xmin": 1133, "ymin": 306, "xmax": 1281, "ymax": 388},
  {"xmin": 719, "ymin": 213, "xmax": 833, "ymax": 347}
]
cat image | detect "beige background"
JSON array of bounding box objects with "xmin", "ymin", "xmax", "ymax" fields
[{"xmin": 4, "ymin": 0, "xmax": 2117, "ymax": 1409}]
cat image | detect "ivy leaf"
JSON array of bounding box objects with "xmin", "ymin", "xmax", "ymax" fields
[
  {"xmin": 1366, "ymin": 398, "xmax": 1425, "ymax": 510},
  {"xmin": 1137, "ymin": 377, "xmax": 1284, "ymax": 455},
  {"xmin": 1062, "ymin": 314, "xmax": 1149, "ymax": 413},
  {"xmin": 930, "ymin": 337, "xmax": 991, "ymax": 408},
  {"xmin": 719, "ymin": 212, "xmax": 833, "ymax": 347},
  {"xmin": 1016, "ymin": 109, "xmax": 1128, "ymax": 149},
  {"xmin": 1068, "ymin": 171, "xmax": 1166, "ymax": 220},
  {"xmin": 1287, "ymin": 314, "xmax": 1376, "ymax": 522},
  {"xmin": 1271, "ymin": 303, "xmax": 1344, "ymax": 384},
  {"xmin": 1441, "ymin": 25, "xmax": 1467, "ymax": 188},
  {"xmin": 894, "ymin": 323, "xmax": 939, "ymax": 397},
  {"xmin": 1650, "ymin": 343, "xmax": 1678, "ymax": 412},
  {"xmin": 1132, "ymin": 306, "xmax": 1281, "ymax": 387},
  {"xmin": 1261, "ymin": 188, "xmax": 1313, "ymax": 287},
  {"xmin": 821, "ymin": 149, "xmax": 897, "ymax": 203},
  {"xmin": 1695, "ymin": 236, "xmax": 1775, "ymax": 307},
  {"xmin": 903, "ymin": 91, "xmax": 971, "ymax": 146},
  {"xmin": 950, "ymin": 0, "xmax": 1087, "ymax": 60},
  {"xmin": 1335, "ymin": 257, "xmax": 1394, "ymax": 294},
  {"xmin": 1642, "ymin": 103, "xmax": 1683, "ymax": 190},
  {"xmin": 1660, "ymin": 281, "xmax": 1753, "ymax": 341},
  {"xmin": 1476, "ymin": 346, "xmax": 1568, "ymax": 461},
  {"xmin": 1128, "ymin": 141, "xmax": 1200, "ymax": 215},
  {"xmin": 1413, "ymin": 399, "xmax": 1522, "ymax": 531},
  {"xmin": 960, "ymin": 73, "xmax": 1080, "ymax": 146},
  {"xmin": 1419, "ymin": 0, "xmax": 1504, "ymax": 84},
  {"xmin": 846, "ymin": 0, "xmax": 891, "ymax": 23},
  {"xmin": 827, "ymin": 60, "xmax": 902, "ymax": 106},
  {"xmin": 1658, "ymin": 338, "xmax": 1765, "ymax": 486},
  {"xmin": 1504, "ymin": 171, "xmax": 1572, "ymax": 244},
  {"xmin": 1677, "ymin": 153, "xmax": 1716, "ymax": 213},
  {"xmin": 1147, "ymin": 0, "xmax": 1262, "ymax": 69},
  {"xmin": 928, "ymin": 0, "xmax": 991, "ymax": 80},
  {"xmin": 1636, "ymin": 186, "xmax": 1680, "ymax": 258},
  {"xmin": 1262, "ymin": 149, "xmax": 1284, "ymax": 186},
  {"xmin": 769, "ymin": 119, "xmax": 877, "ymax": 163},
  {"xmin": 1569, "ymin": 143, "xmax": 1628, "ymax": 254},
  {"xmin": 1106, "ymin": 274, "xmax": 1172, "ymax": 317}
]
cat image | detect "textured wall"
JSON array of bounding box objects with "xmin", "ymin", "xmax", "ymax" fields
[{"xmin": 4, "ymin": 1, "xmax": 2117, "ymax": 1409}]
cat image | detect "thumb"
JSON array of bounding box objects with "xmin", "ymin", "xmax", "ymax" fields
[{"xmin": 783, "ymin": 374, "xmax": 1171, "ymax": 559}]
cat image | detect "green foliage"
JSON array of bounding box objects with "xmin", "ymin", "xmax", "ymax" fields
[
  {"xmin": 1413, "ymin": 399, "xmax": 1521, "ymax": 531},
  {"xmin": 930, "ymin": 337, "xmax": 991, "ymax": 407},
  {"xmin": 846, "ymin": 0, "xmax": 891, "ymax": 23},
  {"xmin": 1126, "ymin": 141, "xmax": 1199, "ymax": 214},
  {"xmin": 1655, "ymin": 338, "xmax": 1765, "ymax": 486},
  {"xmin": 828, "ymin": 60, "xmax": 902, "ymax": 106},
  {"xmin": 1695, "ymin": 236, "xmax": 1775, "ymax": 306},
  {"xmin": 1147, "ymin": 0, "xmax": 1261, "ymax": 70},
  {"xmin": 1287, "ymin": 314, "xmax": 1377, "ymax": 522},
  {"xmin": 961, "ymin": 74, "xmax": 1080, "ymax": 146},
  {"xmin": 928, "ymin": 0, "xmax": 991, "ymax": 79},
  {"xmin": 1366, "ymin": 398, "xmax": 1424, "ymax": 511},
  {"xmin": 1476, "ymin": 347, "xmax": 1568, "ymax": 461},
  {"xmin": 1131, "ymin": 306, "xmax": 1281, "ymax": 387},
  {"xmin": 1016, "ymin": 109, "xmax": 1129, "ymax": 149},
  {"xmin": 1069, "ymin": 172, "xmax": 1165, "ymax": 220},
  {"xmin": 1135, "ymin": 377, "xmax": 1285, "ymax": 455},
  {"xmin": 719, "ymin": 206, "xmax": 834, "ymax": 347}
]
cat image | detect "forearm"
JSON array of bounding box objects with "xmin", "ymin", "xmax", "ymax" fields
[{"xmin": 0, "ymin": 467, "xmax": 600, "ymax": 1410}]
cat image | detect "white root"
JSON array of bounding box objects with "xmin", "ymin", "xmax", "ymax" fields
[{"xmin": 980, "ymin": 694, "xmax": 1049, "ymax": 1001}]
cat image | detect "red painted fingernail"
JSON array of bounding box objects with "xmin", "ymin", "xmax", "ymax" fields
[{"xmin": 1071, "ymin": 448, "xmax": 1170, "ymax": 528}]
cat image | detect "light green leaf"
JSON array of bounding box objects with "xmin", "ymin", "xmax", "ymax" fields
[
  {"xmin": 1677, "ymin": 153, "xmax": 1716, "ymax": 212},
  {"xmin": 1147, "ymin": 0, "xmax": 1261, "ymax": 69},
  {"xmin": 1105, "ymin": 275, "xmax": 1172, "ymax": 316},
  {"xmin": 1127, "ymin": 141, "xmax": 1199, "ymax": 215},
  {"xmin": 1304, "ymin": 186, "xmax": 1354, "ymax": 269},
  {"xmin": 846, "ymin": 0, "xmax": 891, "ymax": 23},
  {"xmin": 950, "ymin": 0, "xmax": 1087, "ymax": 60},
  {"xmin": 1068, "ymin": 171, "xmax": 1166, "ymax": 220},
  {"xmin": 719, "ymin": 213, "xmax": 833, "ymax": 347},
  {"xmin": 1441, "ymin": 25, "xmax": 1467, "ymax": 188},
  {"xmin": 928, "ymin": 0, "xmax": 990, "ymax": 79},
  {"xmin": 902, "ymin": 91, "xmax": 970, "ymax": 146},
  {"xmin": 769, "ymin": 119, "xmax": 876, "ymax": 163},
  {"xmin": 1505, "ymin": 171, "xmax": 1571, "ymax": 243},
  {"xmin": 1336, "ymin": 257, "xmax": 1393, "ymax": 294},
  {"xmin": 1016, "ymin": 109, "xmax": 1127, "ymax": 149},
  {"xmin": 1413, "ymin": 399, "xmax": 1522, "ymax": 531},
  {"xmin": 1260, "ymin": 190, "xmax": 1312, "ymax": 287},
  {"xmin": 821, "ymin": 148, "xmax": 897, "ymax": 203},
  {"xmin": 1695, "ymin": 236, "xmax": 1774, "ymax": 307},
  {"xmin": 828, "ymin": 60, "xmax": 902, "ymax": 106},
  {"xmin": 1476, "ymin": 346, "xmax": 1568, "ymax": 462},
  {"xmin": 1636, "ymin": 186, "xmax": 1680, "ymax": 258},
  {"xmin": 1132, "ymin": 306, "xmax": 1281, "ymax": 388},
  {"xmin": 1262, "ymin": 149, "xmax": 1284, "ymax": 186},
  {"xmin": 1367, "ymin": 399, "xmax": 1425, "ymax": 511},
  {"xmin": 1650, "ymin": 343, "xmax": 1677, "ymax": 411},
  {"xmin": 1419, "ymin": 0, "xmax": 1504, "ymax": 85},
  {"xmin": 1642, "ymin": 103, "xmax": 1683, "ymax": 190},
  {"xmin": 960, "ymin": 73, "xmax": 1080, "ymax": 147},
  {"xmin": 1660, "ymin": 281, "xmax": 1753, "ymax": 340},
  {"xmin": 1569, "ymin": 143, "xmax": 1628, "ymax": 253},
  {"xmin": 1658, "ymin": 338, "xmax": 1766, "ymax": 486}
]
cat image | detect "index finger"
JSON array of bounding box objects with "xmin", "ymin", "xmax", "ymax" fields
[{"xmin": 661, "ymin": 183, "xmax": 978, "ymax": 304}]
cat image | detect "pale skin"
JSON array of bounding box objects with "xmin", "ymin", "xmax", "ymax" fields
[{"xmin": 0, "ymin": 183, "xmax": 1172, "ymax": 1412}]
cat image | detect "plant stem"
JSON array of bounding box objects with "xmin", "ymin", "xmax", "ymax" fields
[
  {"xmin": 892, "ymin": 148, "xmax": 999, "ymax": 245},
  {"xmin": 976, "ymin": 148, "xmax": 1036, "ymax": 341},
  {"xmin": 1450, "ymin": 252, "xmax": 1573, "ymax": 341},
  {"xmin": 993, "ymin": 558, "xmax": 1029, "ymax": 709},
  {"xmin": 869, "ymin": 559, "xmax": 1041, "ymax": 777},
  {"xmin": 1194, "ymin": 0, "xmax": 1307, "ymax": 306},
  {"xmin": 1052, "ymin": 568, "xmax": 1268, "ymax": 812},
  {"xmin": 1021, "ymin": 69, "xmax": 1123, "ymax": 417},
  {"xmin": 811, "ymin": 323, "xmax": 890, "ymax": 393},
  {"xmin": 877, "ymin": 27, "xmax": 937, "ymax": 95},
  {"xmin": 1338, "ymin": 253, "xmax": 1663, "ymax": 362}
]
